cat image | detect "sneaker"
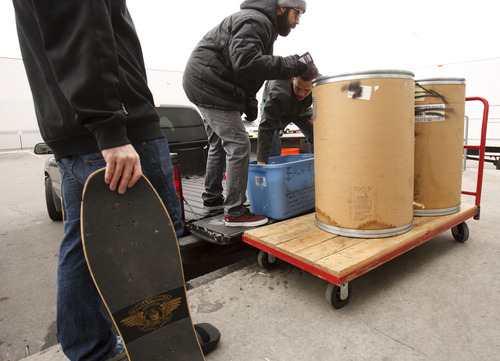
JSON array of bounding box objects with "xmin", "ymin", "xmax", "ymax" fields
[
  {"xmin": 224, "ymin": 209, "xmax": 268, "ymax": 227},
  {"xmin": 194, "ymin": 323, "xmax": 221, "ymax": 355},
  {"xmin": 107, "ymin": 336, "xmax": 127, "ymax": 361},
  {"xmin": 203, "ymin": 196, "xmax": 224, "ymax": 210}
]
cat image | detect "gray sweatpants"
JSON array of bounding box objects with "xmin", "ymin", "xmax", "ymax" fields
[{"xmin": 197, "ymin": 106, "xmax": 250, "ymax": 217}]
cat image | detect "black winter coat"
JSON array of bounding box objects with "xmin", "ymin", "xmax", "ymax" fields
[
  {"xmin": 257, "ymin": 79, "xmax": 312, "ymax": 162},
  {"xmin": 13, "ymin": 0, "xmax": 163, "ymax": 160},
  {"xmin": 182, "ymin": 0, "xmax": 305, "ymax": 114}
]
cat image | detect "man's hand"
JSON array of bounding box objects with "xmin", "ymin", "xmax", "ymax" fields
[
  {"xmin": 296, "ymin": 55, "xmax": 309, "ymax": 76},
  {"xmin": 257, "ymin": 162, "xmax": 267, "ymax": 165},
  {"xmin": 244, "ymin": 96, "xmax": 258, "ymax": 121},
  {"xmin": 101, "ymin": 144, "xmax": 142, "ymax": 194}
]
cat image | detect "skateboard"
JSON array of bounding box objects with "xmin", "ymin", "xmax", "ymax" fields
[{"xmin": 81, "ymin": 168, "xmax": 205, "ymax": 361}]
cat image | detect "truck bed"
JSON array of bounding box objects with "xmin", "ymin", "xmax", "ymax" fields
[
  {"xmin": 181, "ymin": 175, "xmax": 218, "ymax": 221},
  {"xmin": 181, "ymin": 175, "xmax": 265, "ymax": 245},
  {"xmin": 177, "ymin": 135, "xmax": 312, "ymax": 277},
  {"xmin": 178, "ymin": 175, "xmax": 258, "ymax": 279},
  {"xmin": 180, "ymin": 135, "xmax": 311, "ymax": 245}
]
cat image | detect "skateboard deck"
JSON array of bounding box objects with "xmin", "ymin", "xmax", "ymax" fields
[{"xmin": 81, "ymin": 168, "xmax": 205, "ymax": 361}]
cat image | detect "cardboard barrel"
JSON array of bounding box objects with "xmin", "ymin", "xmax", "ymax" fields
[
  {"xmin": 313, "ymin": 70, "xmax": 415, "ymax": 238},
  {"xmin": 414, "ymin": 78, "xmax": 466, "ymax": 216}
]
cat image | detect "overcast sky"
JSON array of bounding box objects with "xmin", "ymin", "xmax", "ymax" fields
[{"xmin": 1, "ymin": 0, "xmax": 499, "ymax": 76}]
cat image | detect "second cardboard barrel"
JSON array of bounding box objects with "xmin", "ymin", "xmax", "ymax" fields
[
  {"xmin": 313, "ymin": 70, "xmax": 415, "ymax": 238},
  {"xmin": 414, "ymin": 78, "xmax": 466, "ymax": 216}
]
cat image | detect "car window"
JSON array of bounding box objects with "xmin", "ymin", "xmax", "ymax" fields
[{"xmin": 157, "ymin": 107, "xmax": 207, "ymax": 143}]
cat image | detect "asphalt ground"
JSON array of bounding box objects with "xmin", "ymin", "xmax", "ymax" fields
[{"xmin": 1, "ymin": 151, "xmax": 499, "ymax": 361}]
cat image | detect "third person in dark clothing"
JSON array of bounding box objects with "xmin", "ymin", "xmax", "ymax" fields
[
  {"xmin": 182, "ymin": 0, "xmax": 310, "ymax": 227},
  {"xmin": 257, "ymin": 63, "xmax": 319, "ymax": 163}
]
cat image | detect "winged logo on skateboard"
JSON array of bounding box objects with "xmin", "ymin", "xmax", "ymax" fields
[{"xmin": 121, "ymin": 294, "xmax": 182, "ymax": 332}]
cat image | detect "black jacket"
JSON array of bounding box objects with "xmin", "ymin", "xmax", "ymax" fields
[
  {"xmin": 257, "ymin": 79, "xmax": 313, "ymax": 162},
  {"xmin": 13, "ymin": 0, "xmax": 164, "ymax": 160},
  {"xmin": 182, "ymin": 0, "xmax": 305, "ymax": 114}
]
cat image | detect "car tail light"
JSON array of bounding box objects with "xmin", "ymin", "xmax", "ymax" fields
[{"xmin": 171, "ymin": 154, "xmax": 185, "ymax": 221}]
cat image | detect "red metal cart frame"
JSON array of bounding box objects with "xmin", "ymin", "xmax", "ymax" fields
[
  {"xmin": 463, "ymin": 96, "xmax": 490, "ymax": 217},
  {"xmin": 243, "ymin": 97, "xmax": 490, "ymax": 308}
]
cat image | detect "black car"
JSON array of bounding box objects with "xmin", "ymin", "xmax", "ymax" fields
[{"xmin": 35, "ymin": 104, "xmax": 208, "ymax": 221}]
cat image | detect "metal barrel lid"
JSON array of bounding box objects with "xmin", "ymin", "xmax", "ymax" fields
[
  {"xmin": 415, "ymin": 77, "xmax": 466, "ymax": 85},
  {"xmin": 413, "ymin": 204, "xmax": 461, "ymax": 217},
  {"xmin": 315, "ymin": 217, "xmax": 414, "ymax": 239},
  {"xmin": 313, "ymin": 69, "xmax": 415, "ymax": 87}
]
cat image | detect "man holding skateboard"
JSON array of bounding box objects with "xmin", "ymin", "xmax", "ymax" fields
[{"xmin": 13, "ymin": 0, "xmax": 218, "ymax": 360}]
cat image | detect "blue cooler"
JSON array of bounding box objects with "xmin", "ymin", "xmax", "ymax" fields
[{"xmin": 247, "ymin": 154, "xmax": 315, "ymax": 220}]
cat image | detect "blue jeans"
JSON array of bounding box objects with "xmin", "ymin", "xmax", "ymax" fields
[
  {"xmin": 56, "ymin": 138, "xmax": 183, "ymax": 361},
  {"xmin": 269, "ymin": 116, "xmax": 314, "ymax": 157},
  {"xmin": 197, "ymin": 106, "xmax": 250, "ymax": 217}
]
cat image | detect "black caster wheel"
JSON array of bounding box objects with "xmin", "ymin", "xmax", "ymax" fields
[
  {"xmin": 257, "ymin": 250, "xmax": 279, "ymax": 270},
  {"xmin": 325, "ymin": 282, "xmax": 351, "ymax": 309},
  {"xmin": 452, "ymin": 222, "xmax": 469, "ymax": 242}
]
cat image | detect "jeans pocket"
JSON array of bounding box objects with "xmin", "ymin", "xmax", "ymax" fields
[
  {"xmin": 80, "ymin": 152, "xmax": 106, "ymax": 166},
  {"xmin": 71, "ymin": 153, "xmax": 106, "ymax": 184},
  {"xmin": 56, "ymin": 160, "xmax": 67, "ymax": 178}
]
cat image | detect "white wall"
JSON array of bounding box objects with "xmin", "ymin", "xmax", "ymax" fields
[
  {"xmin": 410, "ymin": 58, "xmax": 500, "ymax": 146},
  {"xmin": 0, "ymin": 58, "xmax": 191, "ymax": 150},
  {"xmin": 146, "ymin": 69, "xmax": 191, "ymax": 106},
  {"xmin": 1, "ymin": 56, "xmax": 499, "ymax": 150},
  {"xmin": 0, "ymin": 57, "xmax": 37, "ymax": 131},
  {"xmin": 0, "ymin": 58, "xmax": 42, "ymax": 149}
]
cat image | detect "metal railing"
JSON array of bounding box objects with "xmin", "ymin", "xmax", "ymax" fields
[{"xmin": 0, "ymin": 130, "xmax": 43, "ymax": 151}]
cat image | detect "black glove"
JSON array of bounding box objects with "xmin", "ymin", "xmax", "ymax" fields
[
  {"xmin": 294, "ymin": 54, "xmax": 309, "ymax": 76},
  {"xmin": 244, "ymin": 97, "xmax": 258, "ymax": 121}
]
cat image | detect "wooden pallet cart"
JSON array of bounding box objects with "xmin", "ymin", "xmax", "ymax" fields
[{"xmin": 242, "ymin": 97, "xmax": 489, "ymax": 309}]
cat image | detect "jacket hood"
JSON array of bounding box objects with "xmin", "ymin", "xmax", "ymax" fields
[{"xmin": 240, "ymin": 0, "xmax": 277, "ymax": 25}]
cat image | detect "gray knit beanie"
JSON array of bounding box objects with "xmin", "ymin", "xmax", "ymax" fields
[{"xmin": 276, "ymin": 0, "xmax": 306, "ymax": 12}]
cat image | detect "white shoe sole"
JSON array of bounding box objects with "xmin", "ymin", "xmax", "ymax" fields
[
  {"xmin": 203, "ymin": 205, "xmax": 224, "ymax": 211},
  {"xmin": 224, "ymin": 218, "xmax": 268, "ymax": 227}
]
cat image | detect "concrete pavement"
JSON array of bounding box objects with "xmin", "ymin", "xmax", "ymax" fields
[{"xmin": 7, "ymin": 156, "xmax": 500, "ymax": 361}]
